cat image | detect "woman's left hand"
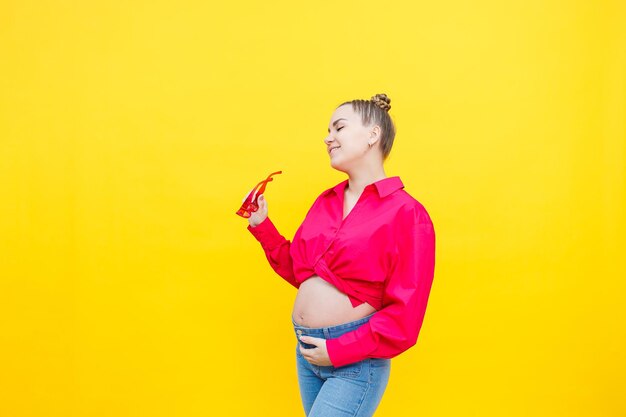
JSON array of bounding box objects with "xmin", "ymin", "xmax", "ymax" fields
[{"xmin": 298, "ymin": 336, "xmax": 333, "ymax": 366}]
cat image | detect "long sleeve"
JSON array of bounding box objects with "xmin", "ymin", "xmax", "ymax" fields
[
  {"xmin": 325, "ymin": 211, "xmax": 436, "ymax": 367},
  {"xmin": 247, "ymin": 216, "xmax": 300, "ymax": 289}
]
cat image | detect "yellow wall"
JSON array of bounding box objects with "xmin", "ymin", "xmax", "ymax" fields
[{"xmin": 1, "ymin": 1, "xmax": 624, "ymax": 416}]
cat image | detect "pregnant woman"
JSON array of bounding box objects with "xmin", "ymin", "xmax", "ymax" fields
[{"xmin": 246, "ymin": 93, "xmax": 436, "ymax": 417}]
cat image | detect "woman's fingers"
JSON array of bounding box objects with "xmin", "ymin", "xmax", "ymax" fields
[
  {"xmin": 249, "ymin": 194, "xmax": 266, "ymax": 222},
  {"xmin": 259, "ymin": 194, "xmax": 266, "ymax": 209}
]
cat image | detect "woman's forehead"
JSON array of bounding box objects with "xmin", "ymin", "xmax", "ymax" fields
[{"xmin": 331, "ymin": 105, "xmax": 354, "ymax": 120}]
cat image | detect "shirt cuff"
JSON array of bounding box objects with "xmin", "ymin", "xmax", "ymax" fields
[
  {"xmin": 325, "ymin": 334, "xmax": 370, "ymax": 368},
  {"xmin": 247, "ymin": 217, "xmax": 285, "ymax": 251}
]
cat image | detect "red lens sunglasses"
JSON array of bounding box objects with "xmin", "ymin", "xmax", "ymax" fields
[{"xmin": 236, "ymin": 171, "xmax": 282, "ymax": 218}]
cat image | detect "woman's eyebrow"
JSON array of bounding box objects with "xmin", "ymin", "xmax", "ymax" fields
[{"xmin": 328, "ymin": 118, "xmax": 348, "ymax": 132}]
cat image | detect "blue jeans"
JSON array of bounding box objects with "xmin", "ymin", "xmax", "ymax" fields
[{"xmin": 292, "ymin": 312, "xmax": 391, "ymax": 416}]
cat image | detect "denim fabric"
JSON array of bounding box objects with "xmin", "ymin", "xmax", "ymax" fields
[{"xmin": 292, "ymin": 313, "xmax": 391, "ymax": 416}]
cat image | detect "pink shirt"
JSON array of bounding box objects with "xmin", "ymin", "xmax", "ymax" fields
[{"xmin": 247, "ymin": 176, "xmax": 436, "ymax": 367}]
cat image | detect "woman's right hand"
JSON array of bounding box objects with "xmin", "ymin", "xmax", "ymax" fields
[{"xmin": 247, "ymin": 194, "xmax": 268, "ymax": 228}]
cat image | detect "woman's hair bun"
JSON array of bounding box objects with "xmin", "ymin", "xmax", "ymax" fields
[{"xmin": 371, "ymin": 93, "xmax": 391, "ymax": 112}]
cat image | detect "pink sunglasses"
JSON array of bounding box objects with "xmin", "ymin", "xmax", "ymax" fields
[{"xmin": 236, "ymin": 171, "xmax": 283, "ymax": 218}]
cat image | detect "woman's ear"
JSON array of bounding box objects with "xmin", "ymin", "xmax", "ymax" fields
[
  {"xmin": 370, "ymin": 125, "xmax": 381, "ymax": 141},
  {"xmin": 370, "ymin": 131, "xmax": 381, "ymax": 147}
]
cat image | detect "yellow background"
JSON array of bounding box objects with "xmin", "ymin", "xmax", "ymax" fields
[{"xmin": 1, "ymin": 0, "xmax": 624, "ymax": 416}]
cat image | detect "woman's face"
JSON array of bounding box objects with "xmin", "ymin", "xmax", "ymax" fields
[{"xmin": 324, "ymin": 104, "xmax": 373, "ymax": 170}]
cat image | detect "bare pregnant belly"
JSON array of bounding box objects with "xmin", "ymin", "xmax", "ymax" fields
[{"xmin": 292, "ymin": 275, "xmax": 376, "ymax": 328}]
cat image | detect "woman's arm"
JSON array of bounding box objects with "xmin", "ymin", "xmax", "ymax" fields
[
  {"xmin": 325, "ymin": 206, "xmax": 436, "ymax": 367},
  {"xmin": 248, "ymin": 216, "xmax": 299, "ymax": 288}
]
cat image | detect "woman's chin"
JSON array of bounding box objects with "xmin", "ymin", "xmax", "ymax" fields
[{"xmin": 330, "ymin": 159, "xmax": 346, "ymax": 171}]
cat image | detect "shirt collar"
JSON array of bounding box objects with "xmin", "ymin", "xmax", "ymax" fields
[{"xmin": 324, "ymin": 176, "xmax": 404, "ymax": 199}]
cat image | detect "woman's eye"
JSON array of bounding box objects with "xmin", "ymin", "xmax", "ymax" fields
[{"xmin": 337, "ymin": 127, "xmax": 344, "ymax": 131}]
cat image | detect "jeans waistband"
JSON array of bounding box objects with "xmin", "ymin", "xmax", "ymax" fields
[{"xmin": 292, "ymin": 312, "xmax": 376, "ymax": 341}]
